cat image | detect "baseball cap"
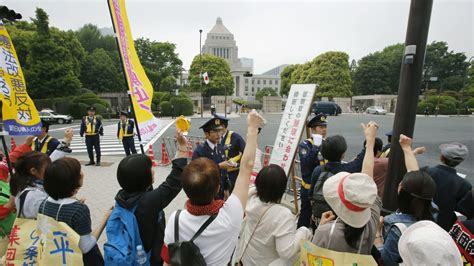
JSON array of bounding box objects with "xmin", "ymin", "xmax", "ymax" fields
[
  {"xmin": 399, "ymin": 220, "xmax": 462, "ymax": 266},
  {"xmin": 323, "ymin": 172, "xmax": 377, "ymax": 228}
]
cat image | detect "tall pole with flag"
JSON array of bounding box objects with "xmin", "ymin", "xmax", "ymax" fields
[
  {"xmin": 199, "ymin": 29, "xmax": 203, "ymax": 118},
  {"xmin": 108, "ymin": 0, "xmax": 161, "ymax": 154}
]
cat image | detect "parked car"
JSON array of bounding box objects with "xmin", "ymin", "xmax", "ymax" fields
[
  {"xmin": 39, "ymin": 109, "xmax": 73, "ymax": 124},
  {"xmin": 312, "ymin": 101, "xmax": 342, "ymax": 116},
  {"xmin": 366, "ymin": 106, "xmax": 387, "ymax": 115}
]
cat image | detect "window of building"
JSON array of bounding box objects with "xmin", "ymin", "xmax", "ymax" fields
[
  {"xmin": 245, "ymin": 79, "xmax": 249, "ymax": 84},
  {"xmin": 275, "ymin": 80, "xmax": 279, "ymax": 85},
  {"xmin": 263, "ymin": 80, "xmax": 266, "ymax": 85},
  {"xmin": 252, "ymin": 87, "xmax": 255, "ymax": 92},
  {"xmin": 257, "ymin": 80, "xmax": 260, "ymax": 85},
  {"xmin": 257, "ymin": 87, "xmax": 261, "ymax": 92},
  {"xmin": 269, "ymin": 80, "xmax": 273, "ymax": 85},
  {"xmin": 252, "ymin": 80, "xmax": 254, "ymax": 85},
  {"xmin": 245, "ymin": 86, "xmax": 248, "ymax": 91}
]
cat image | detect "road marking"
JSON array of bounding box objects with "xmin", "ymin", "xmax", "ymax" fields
[{"xmin": 49, "ymin": 125, "xmax": 81, "ymax": 132}]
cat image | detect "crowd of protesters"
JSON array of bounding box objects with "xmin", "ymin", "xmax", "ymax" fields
[{"xmin": 0, "ymin": 110, "xmax": 471, "ymax": 265}]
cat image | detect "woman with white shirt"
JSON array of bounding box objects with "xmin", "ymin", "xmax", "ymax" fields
[{"xmin": 237, "ymin": 164, "xmax": 312, "ymax": 265}]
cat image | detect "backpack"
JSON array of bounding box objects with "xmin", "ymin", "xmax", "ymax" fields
[
  {"xmin": 312, "ymin": 165, "xmax": 343, "ymax": 219},
  {"xmin": 168, "ymin": 210, "xmax": 216, "ymax": 266},
  {"xmin": 104, "ymin": 202, "xmax": 150, "ymax": 266}
]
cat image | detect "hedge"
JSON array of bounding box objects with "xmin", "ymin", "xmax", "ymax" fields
[{"xmin": 171, "ymin": 97, "xmax": 193, "ymax": 116}]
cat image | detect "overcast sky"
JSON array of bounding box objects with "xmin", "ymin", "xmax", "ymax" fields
[{"xmin": 3, "ymin": 0, "xmax": 473, "ymax": 73}]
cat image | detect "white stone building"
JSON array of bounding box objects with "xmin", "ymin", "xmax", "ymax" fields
[{"xmin": 201, "ymin": 17, "xmax": 286, "ymax": 99}]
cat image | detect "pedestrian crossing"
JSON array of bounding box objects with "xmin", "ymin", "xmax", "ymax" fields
[{"xmin": 69, "ymin": 124, "xmax": 147, "ymax": 156}]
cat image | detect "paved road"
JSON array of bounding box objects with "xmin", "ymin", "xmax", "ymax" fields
[{"xmin": 158, "ymin": 113, "xmax": 474, "ymax": 184}]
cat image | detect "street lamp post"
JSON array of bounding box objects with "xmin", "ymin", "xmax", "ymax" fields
[{"xmin": 199, "ymin": 29, "xmax": 203, "ymax": 118}]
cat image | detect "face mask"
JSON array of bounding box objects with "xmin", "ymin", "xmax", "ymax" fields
[{"xmin": 312, "ymin": 134, "xmax": 323, "ymax": 146}]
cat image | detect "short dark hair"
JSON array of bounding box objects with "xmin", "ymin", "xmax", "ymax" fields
[
  {"xmin": 117, "ymin": 154, "xmax": 153, "ymax": 192},
  {"xmin": 441, "ymin": 156, "xmax": 461, "ymax": 168},
  {"xmin": 44, "ymin": 157, "xmax": 82, "ymax": 200},
  {"xmin": 321, "ymin": 135, "xmax": 347, "ymax": 162},
  {"xmin": 398, "ymin": 170, "xmax": 436, "ymax": 221},
  {"xmin": 364, "ymin": 137, "xmax": 383, "ymax": 156},
  {"xmin": 255, "ymin": 164, "xmax": 287, "ymax": 203},
  {"xmin": 182, "ymin": 158, "xmax": 220, "ymax": 205},
  {"xmin": 10, "ymin": 152, "xmax": 51, "ymax": 196}
]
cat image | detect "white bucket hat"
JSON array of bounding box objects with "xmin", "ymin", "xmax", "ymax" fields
[
  {"xmin": 399, "ymin": 220, "xmax": 462, "ymax": 266},
  {"xmin": 323, "ymin": 172, "xmax": 377, "ymax": 228}
]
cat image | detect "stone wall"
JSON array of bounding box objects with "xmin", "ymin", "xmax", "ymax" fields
[{"xmin": 262, "ymin": 96, "xmax": 282, "ymax": 113}]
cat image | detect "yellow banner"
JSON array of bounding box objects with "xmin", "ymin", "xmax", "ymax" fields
[
  {"xmin": 299, "ymin": 240, "xmax": 377, "ymax": 266},
  {"xmin": 0, "ymin": 20, "xmax": 41, "ymax": 136},
  {"xmin": 108, "ymin": 0, "xmax": 160, "ymax": 141},
  {"xmin": 4, "ymin": 215, "xmax": 83, "ymax": 265}
]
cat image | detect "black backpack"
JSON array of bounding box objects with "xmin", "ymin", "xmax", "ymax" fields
[
  {"xmin": 311, "ymin": 165, "xmax": 343, "ymax": 220},
  {"xmin": 168, "ymin": 210, "xmax": 216, "ymax": 266}
]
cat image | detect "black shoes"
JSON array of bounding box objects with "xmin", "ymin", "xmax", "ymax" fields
[
  {"xmin": 86, "ymin": 161, "xmax": 95, "ymax": 166},
  {"xmin": 95, "ymin": 162, "xmax": 101, "ymax": 166}
]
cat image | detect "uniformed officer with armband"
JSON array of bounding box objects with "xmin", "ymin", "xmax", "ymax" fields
[
  {"xmin": 215, "ymin": 115, "xmax": 246, "ymax": 190},
  {"xmin": 31, "ymin": 120, "xmax": 60, "ymax": 156},
  {"xmin": 80, "ymin": 106, "xmax": 103, "ymax": 166},
  {"xmin": 297, "ymin": 114, "xmax": 328, "ymax": 228},
  {"xmin": 192, "ymin": 117, "xmax": 231, "ymax": 200},
  {"xmin": 117, "ymin": 111, "xmax": 137, "ymax": 156}
]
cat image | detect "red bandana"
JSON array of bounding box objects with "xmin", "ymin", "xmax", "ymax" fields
[{"xmin": 186, "ymin": 199, "xmax": 225, "ymax": 216}]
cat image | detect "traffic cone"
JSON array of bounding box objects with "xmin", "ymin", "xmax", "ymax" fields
[
  {"xmin": 187, "ymin": 141, "xmax": 193, "ymax": 159},
  {"xmin": 263, "ymin": 146, "xmax": 271, "ymax": 167},
  {"xmin": 10, "ymin": 137, "xmax": 16, "ymax": 151},
  {"xmin": 157, "ymin": 140, "xmax": 171, "ymax": 166},
  {"xmin": 147, "ymin": 144, "xmax": 158, "ymax": 167}
]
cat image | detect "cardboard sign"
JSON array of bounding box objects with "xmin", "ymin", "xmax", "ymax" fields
[
  {"xmin": 299, "ymin": 240, "xmax": 377, "ymax": 266},
  {"xmin": 269, "ymin": 84, "xmax": 316, "ymax": 174}
]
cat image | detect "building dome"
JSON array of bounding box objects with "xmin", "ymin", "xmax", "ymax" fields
[{"xmin": 209, "ymin": 17, "xmax": 232, "ymax": 35}]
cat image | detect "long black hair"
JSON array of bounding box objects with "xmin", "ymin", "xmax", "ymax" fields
[
  {"xmin": 10, "ymin": 151, "xmax": 51, "ymax": 196},
  {"xmin": 398, "ymin": 170, "xmax": 436, "ymax": 221},
  {"xmin": 344, "ymin": 224, "xmax": 365, "ymax": 250}
]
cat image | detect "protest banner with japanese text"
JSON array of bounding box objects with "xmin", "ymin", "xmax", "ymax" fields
[
  {"xmin": 269, "ymin": 84, "xmax": 316, "ymax": 175},
  {"xmin": 5, "ymin": 215, "xmax": 83, "ymax": 265},
  {"xmin": 449, "ymin": 220, "xmax": 474, "ymax": 265},
  {"xmin": 0, "ymin": 20, "xmax": 41, "ymax": 136},
  {"xmin": 108, "ymin": 0, "xmax": 160, "ymax": 141}
]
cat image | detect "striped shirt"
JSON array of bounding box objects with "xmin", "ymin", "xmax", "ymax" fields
[{"xmin": 38, "ymin": 198, "xmax": 91, "ymax": 236}]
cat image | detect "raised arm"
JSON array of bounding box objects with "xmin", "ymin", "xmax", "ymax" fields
[
  {"xmin": 399, "ymin": 134, "xmax": 419, "ymax": 172},
  {"xmin": 361, "ymin": 121, "xmax": 378, "ymax": 178},
  {"xmin": 233, "ymin": 110, "xmax": 264, "ymax": 208}
]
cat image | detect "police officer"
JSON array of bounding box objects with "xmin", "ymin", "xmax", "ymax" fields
[
  {"xmin": 380, "ymin": 130, "xmax": 392, "ymax": 158},
  {"xmin": 31, "ymin": 120, "xmax": 60, "ymax": 156},
  {"xmin": 297, "ymin": 114, "xmax": 328, "ymax": 228},
  {"xmin": 192, "ymin": 117, "xmax": 231, "ymax": 200},
  {"xmin": 215, "ymin": 115, "xmax": 246, "ymax": 190},
  {"xmin": 117, "ymin": 111, "xmax": 137, "ymax": 156},
  {"xmin": 80, "ymin": 106, "xmax": 103, "ymax": 166}
]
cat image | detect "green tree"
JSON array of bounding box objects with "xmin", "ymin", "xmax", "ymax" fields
[
  {"xmin": 6, "ymin": 21, "xmax": 35, "ymax": 66},
  {"xmin": 280, "ymin": 64, "xmax": 298, "ymax": 97},
  {"xmin": 76, "ymin": 24, "xmax": 102, "ymax": 53},
  {"xmin": 255, "ymin": 87, "xmax": 277, "ymax": 102},
  {"xmin": 25, "ymin": 8, "xmax": 82, "ymax": 98},
  {"xmin": 188, "ymin": 54, "xmax": 234, "ymax": 96},
  {"xmin": 81, "ymin": 48, "xmax": 122, "ymax": 92},
  {"xmin": 135, "ymin": 38, "xmax": 182, "ymax": 92}
]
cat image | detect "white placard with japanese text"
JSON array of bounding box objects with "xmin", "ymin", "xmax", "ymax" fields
[{"xmin": 269, "ymin": 84, "xmax": 316, "ymax": 174}]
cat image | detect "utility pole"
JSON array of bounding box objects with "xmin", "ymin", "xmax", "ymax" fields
[
  {"xmin": 199, "ymin": 29, "xmax": 203, "ymax": 118},
  {"xmin": 384, "ymin": 0, "xmax": 433, "ymax": 211}
]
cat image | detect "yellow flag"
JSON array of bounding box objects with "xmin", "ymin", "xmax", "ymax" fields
[
  {"xmin": 108, "ymin": 0, "xmax": 160, "ymax": 141},
  {"xmin": 0, "ymin": 20, "xmax": 42, "ymax": 135}
]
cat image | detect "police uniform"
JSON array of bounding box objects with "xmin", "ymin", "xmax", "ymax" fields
[
  {"xmin": 215, "ymin": 115, "xmax": 246, "ymax": 190},
  {"xmin": 31, "ymin": 120, "xmax": 60, "ymax": 156},
  {"xmin": 80, "ymin": 106, "xmax": 103, "ymax": 166},
  {"xmin": 192, "ymin": 117, "xmax": 230, "ymax": 200},
  {"xmin": 297, "ymin": 114, "xmax": 327, "ymax": 228},
  {"xmin": 380, "ymin": 130, "xmax": 392, "ymax": 158},
  {"xmin": 117, "ymin": 111, "xmax": 137, "ymax": 156}
]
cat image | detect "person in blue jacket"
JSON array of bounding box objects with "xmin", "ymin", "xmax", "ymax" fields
[
  {"xmin": 116, "ymin": 111, "xmax": 137, "ymax": 156},
  {"xmin": 297, "ymin": 114, "xmax": 328, "ymax": 228},
  {"xmin": 192, "ymin": 117, "xmax": 231, "ymax": 200},
  {"xmin": 215, "ymin": 115, "xmax": 246, "ymax": 190}
]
